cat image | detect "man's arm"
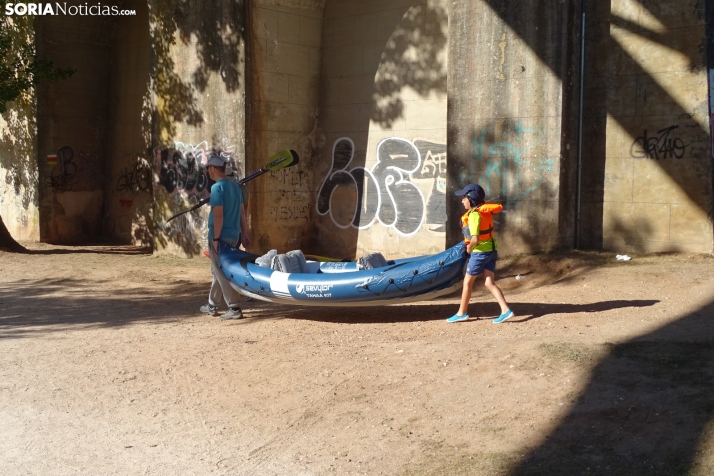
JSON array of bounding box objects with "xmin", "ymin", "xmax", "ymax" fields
[{"xmin": 212, "ymin": 205, "xmax": 224, "ymax": 252}]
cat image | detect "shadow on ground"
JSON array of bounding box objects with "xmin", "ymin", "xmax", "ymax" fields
[
  {"xmin": 508, "ymin": 299, "xmax": 714, "ymax": 476},
  {"xmin": 0, "ymin": 275, "xmax": 204, "ymax": 339},
  {"xmin": 243, "ymin": 298, "xmax": 659, "ymax": 324}
]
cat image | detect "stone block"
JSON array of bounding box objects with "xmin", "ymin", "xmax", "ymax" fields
[
  {"xmin": 299, "ymin": 15, "xmax": 322, "ymax": 47},
  {"xmin": 288, "ymin": 74, "xmax": 318, "ymax": 105},
  {"xmin": 262, "ymin": 72, "xmax": 290, "ymax": 103},
  {"xmin": 338, "ymin": 74, "xmax": 377, "ymax": 105},
  {"xmin": 278, "ymin": 11, "xmax": 301, "ymax": 44},
  {"xmin": 255, "ymin": 8, "xmax": 278, "ymax": 41},
  {"xmin": 267, "ymin": 41, "xmax": 311, "ymax": 76},
  {"xmin": 670, "ymin": 203, "xmax": 712, "ymax": 246},
  {"xmin": 404, "ymin": 98, "xmax": 447, "ymax": 131},
  {"xmin": 322, "ymin": 44, "xmax": 364, "ymax": 77},
  {"xmin": 603, "ymin": 157, "xmax": 634, "ymax": 203},
  {"xmin": 636, "ymin": 71, "xmax": 708, "ymax": 118}
]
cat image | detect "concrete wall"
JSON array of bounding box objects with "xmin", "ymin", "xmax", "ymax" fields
[
  {"xmin": 103, "ymin": 0, "xmax": 152, "ymax": 247},
  {"xmin": 150, "ymin": 0, "xmax": 248, "ymax": 257},
  {"xmin": 246, "ymin": 0, "xmax": 323, "ymax": 254},
  {"xmin": 312, "ymin": 0, "xmax": 449, "ymax": 259},
  {"xmin": 580, "ymin": 0, "xmax": 713, "ymax": 253},
  {"xmin": 36, "ymin": 7, "xmax": 114, "ymax": 244},
  {"xmin": 447, "ymin": 0, "xmax": 580, "ymax": 253},
  {"xmin": 0, "ymin": 96, "xmax": 39, "ymax": 241},
  {"xmin": 2, "ymin": 0, "xmax": 712, "ymax": 256},
  {"xmin": 0, "ymin": 15, "xmax": 39, "ymax": 242}
]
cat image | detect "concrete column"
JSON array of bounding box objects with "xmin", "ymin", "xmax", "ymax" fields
[
  {"xmin": 246, "ymin": 0, "xmax": 324, "ymax": 255},
  {"xmin": 581, "ymin": 0, "xmax": 713, "ymax": 253},
  {"xmin": 447, "ymin": 0, "xmax": 581, "ymax": 253},
  {"xmin": 312, "ymin": 0, "xmax": 450, "ymax": 259},
  {"xmin": 36, "ymin": 7, "xmax": 114, "ymax": 245},
  {"xmin": 150, "ymin": 0, "xmax": 248, "ymax": 256}
]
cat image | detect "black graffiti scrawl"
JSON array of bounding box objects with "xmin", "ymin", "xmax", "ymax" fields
[
  {"xmin": 630, "ymin": 125, "xmax": 688, "ymax": 159},
  {"xmin": 153, "ymin": 142, "xmax": 240, "ymax": 197},
  {"xmin": 316, "ymin": 137, "xmax": 447, "ymax": 236}
]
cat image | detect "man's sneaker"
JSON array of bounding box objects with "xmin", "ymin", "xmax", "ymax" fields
[
  {"xmin": 493, "ymin": 309, "xmax": 514, "ymax": 324},
  {"xmin": 200, "ymin": 303, "xmax": 219, "ymax": 317},
  {"xmin": 221, "ymin": 307, "xmax": 243, "ymax": 320},
  {"xmin": 446, "ymin": 313, "xmax": 469, "ymax": 323}
]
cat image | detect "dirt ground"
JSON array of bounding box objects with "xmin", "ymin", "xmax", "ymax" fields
[{"xmin": 1, "ymin": 242, "xmax": 714, "ymax": 476}]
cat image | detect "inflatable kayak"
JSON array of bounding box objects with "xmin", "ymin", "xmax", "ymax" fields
[{"xmin": 217, "ymin": 242, "xmax": 468, "ymax": 307}]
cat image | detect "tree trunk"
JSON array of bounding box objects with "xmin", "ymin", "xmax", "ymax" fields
[{"xmin": 0, "ymin": 213, "xmax": 27, "ymax": 252}]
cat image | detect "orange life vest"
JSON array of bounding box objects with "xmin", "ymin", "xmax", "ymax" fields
[{"xmin": 460, "ymin": 203, "xmax": 503, "ymax": 245}]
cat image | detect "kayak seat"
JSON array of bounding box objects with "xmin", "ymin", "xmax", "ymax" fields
[
  {"xmin": 357, "ymin": 252, "xmax": 389, "ymax": 270},
  {"xmin": 272, "ymin": 250, "xmax": 310, "ymax": 273}
]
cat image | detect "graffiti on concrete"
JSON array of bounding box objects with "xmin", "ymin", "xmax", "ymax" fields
[
  {"xmin": 269, "ymin": 205, "xmax": 310, "ymax": 222},
  {"xmin": 161, "ymin": 195, "xmax": 210, "ymax": 251},
  {"xmin": 44, "ymin": 146, "xmax": 105, "ymax": 192},
  {"xmin": 116, "ymin": 162, "xmax": 152, "ymax": 192},
  {"xmin": 316, "ymin": 137, "xmax": 447, "ymax": 236},
  {"xmin": 630, "ymin": 125, "xmax": 688, "ymax": 159},
  {"xmin": 469, "ymin": 122, "xmax": 555, "ymax": 204},
  {"xmin": 44, "ymin": 146, "xmax": 77, "ymax": 192},
  {"xmin": 153, "ymin": 141, "xmax": 240, "ymax": 196}
]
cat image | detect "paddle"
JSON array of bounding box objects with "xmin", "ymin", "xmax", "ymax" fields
[{"xmin": 162, "ymin": 149, "xmax": 299, "ymax": 226}]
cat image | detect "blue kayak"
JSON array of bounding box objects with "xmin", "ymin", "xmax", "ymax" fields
[{"xmin": 217, "ymin": 242, "xmax": 468, "ymax": 307}]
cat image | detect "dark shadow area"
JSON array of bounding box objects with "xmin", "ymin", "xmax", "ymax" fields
[
  {"xmin": 509, "ymin": 299, "xmax": 658, "ymax": 322},
  {"xmin": 510, "ymin": 299, "xmax": 714, "ymax": 475},
  {"xmin": 241, "ymin": 298, "xmax": 657, "ymax": 325},
  {"xmin": 480, "ymin": 0, "xmax": 713, "ymax": 250},
  {"xmin": 20, "ymin": 245, "xmax": 152, "ymax": 255},
  {"xmin": 447, "ymin": 118, "xmax": 565, "ymax": 251},
  {"xmin": 0, "ymin": 275, "xmax": 205, "ymax": 339}
]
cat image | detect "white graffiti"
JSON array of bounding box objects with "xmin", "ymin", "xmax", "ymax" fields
[{"xmin": 316, "ymin": 137, "xmax": 447, "ymax": 236}]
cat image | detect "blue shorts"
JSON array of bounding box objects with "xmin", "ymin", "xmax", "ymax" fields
[{"xmin": 466, "ymin": 250, "xmax": 498, "ymax": 276}]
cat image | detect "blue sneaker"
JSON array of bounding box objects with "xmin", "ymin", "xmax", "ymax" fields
[
  {"xmin": 493, "ymin": 309, "xmax": 514, "ymax": 323},
  {"xmin": 446, "ymin": 313, "xmax": 469, "ymax": 323}
]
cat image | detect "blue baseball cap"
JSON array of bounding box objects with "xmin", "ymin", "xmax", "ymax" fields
[
  {"xmin": 455, "ymin": 183, "xmax": 485, "ymax": 204},
  {"xmin": 206, "ymin": 154, "xmax": 226, "ymax": 167}
]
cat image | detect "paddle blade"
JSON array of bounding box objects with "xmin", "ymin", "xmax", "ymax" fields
[{"xmin": 263, "ymin": 149, "xmax": 299, "ymax": 172}]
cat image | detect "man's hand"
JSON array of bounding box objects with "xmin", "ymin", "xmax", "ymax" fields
[
  {"xmin": 213, "ymin": 239, "xmax": 220, "ymax": 254},
  {"xmin": 241, "ymin": 234, "xmax": 252, "ymax": 249}
]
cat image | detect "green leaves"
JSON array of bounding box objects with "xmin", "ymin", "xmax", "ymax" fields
[{"xmin": 0, "ymin": 13, "xmax": 74, "ymax": 113}]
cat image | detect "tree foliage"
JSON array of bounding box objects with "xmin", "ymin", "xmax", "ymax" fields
[
  {"xmin": 0, "ymin": 5, "xmax": 74, "ymax": 251},
  {"xmin": 0, "ymin": 7, "xmax": 74, "ymax": 113}
]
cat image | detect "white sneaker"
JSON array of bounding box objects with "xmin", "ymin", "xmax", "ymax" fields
[{"xmin": 221, "ymin": 308, "xmax": 243, "ymax": 320}]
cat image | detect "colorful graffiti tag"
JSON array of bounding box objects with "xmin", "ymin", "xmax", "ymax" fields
[
  {"xmin": 44, "ymin": 146, "xmax": 104, "ymax": 192},
  {"xmin": 153, "ymin": 141, "xmax": 240, "ymax": 197},
  {"xmin": 469, "ymin": 122, "xmax": 555, "ymax": 204},
  {"xmin": 316, "ymin": 137, "xmax": 447, "ymax": 236}
]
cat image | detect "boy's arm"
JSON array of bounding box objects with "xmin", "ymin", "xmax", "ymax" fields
[{"xmin": 467, "ymin": 211, "xmax": 481, "ymax": 253}]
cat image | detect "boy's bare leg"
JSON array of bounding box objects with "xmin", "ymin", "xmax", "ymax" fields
[
  {"xmin": 457, "ymin": 273, "xmax": 478, "ymax": 315},
  {"xmin": 483, "ymin": 269, "xmax": 509, "ymax": 314}
]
